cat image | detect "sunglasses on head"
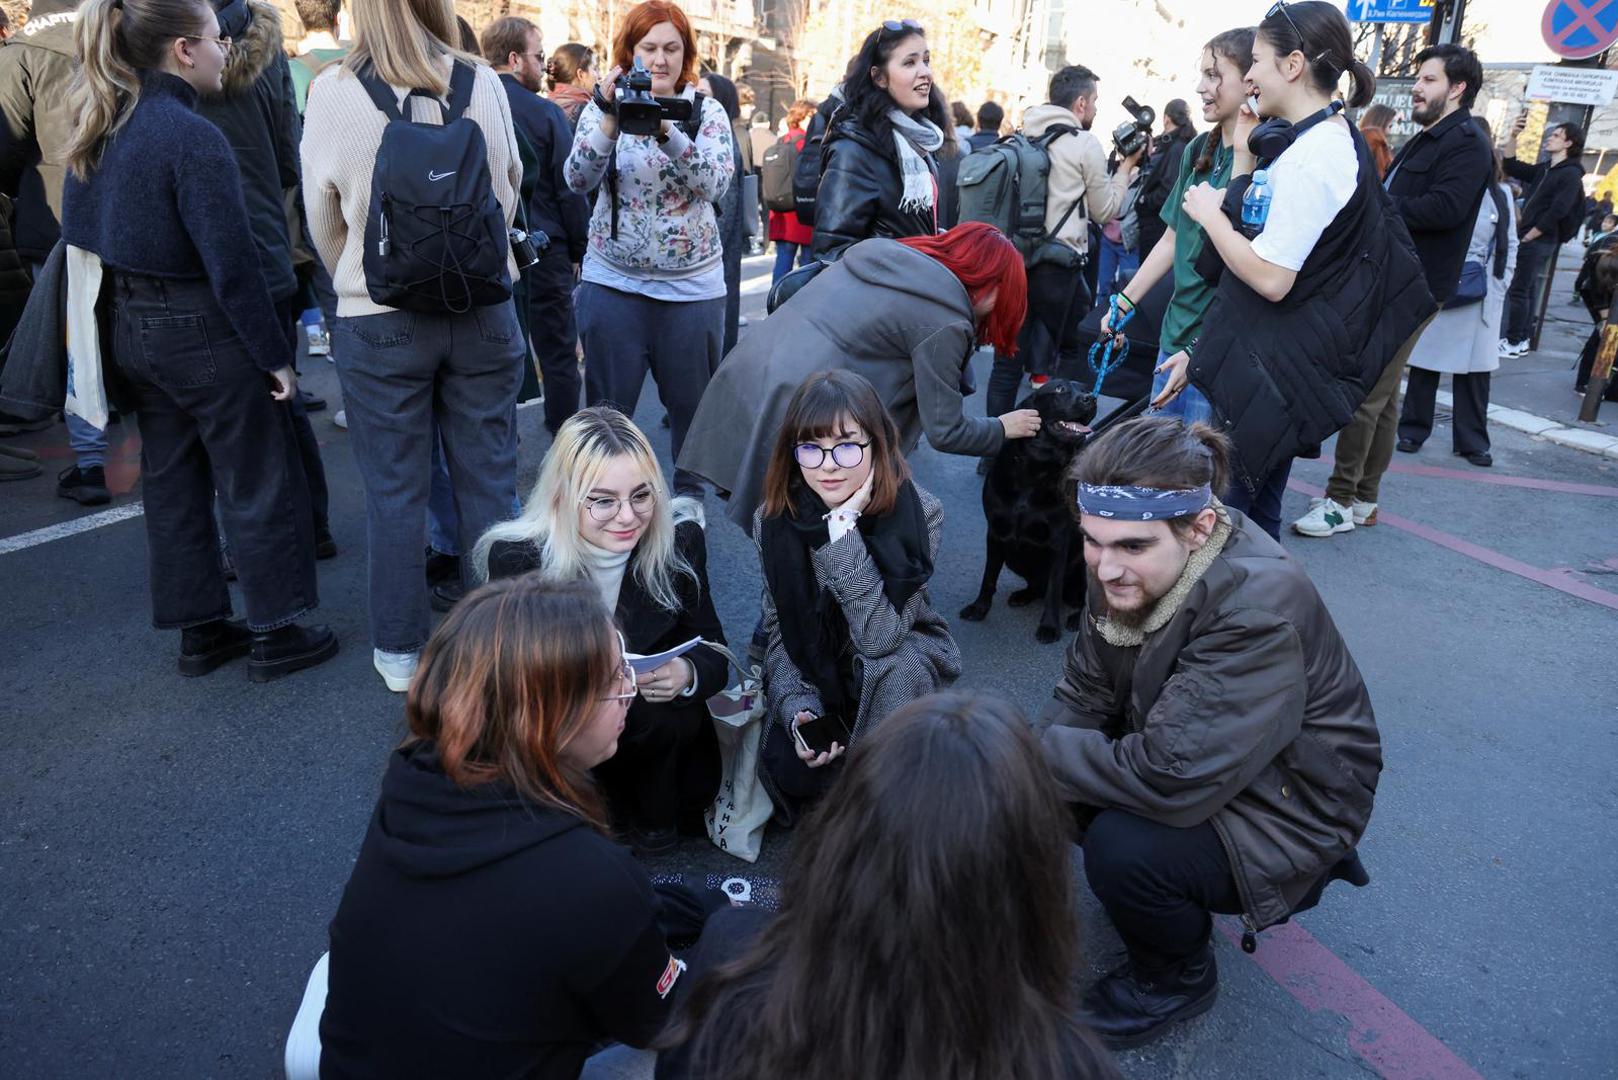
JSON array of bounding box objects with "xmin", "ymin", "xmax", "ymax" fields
[
  {"xmin": 1266, "ymin": 1, "xmax": 1303, "ymax": 45},
  {"xmin": 880, "ymin": 18, "xmax": 922, "ymax": 34}
]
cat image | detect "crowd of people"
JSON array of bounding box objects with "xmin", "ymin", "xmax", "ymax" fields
[{"xmin": 0, "ymin": 0, "xmax": 1592, "ymax": 1074}]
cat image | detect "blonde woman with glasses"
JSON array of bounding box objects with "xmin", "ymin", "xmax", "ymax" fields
[{"xmin": 473, "ymin": 407, "xmax": 729, "ymax": 855}]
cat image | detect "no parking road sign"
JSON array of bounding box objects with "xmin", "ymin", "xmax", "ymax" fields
[{"xmin": 1542, "ymin": 0, "xmax": 1618, "ymax": 61}]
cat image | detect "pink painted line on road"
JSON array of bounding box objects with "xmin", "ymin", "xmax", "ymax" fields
[
  {"xmin": 1371, "ymin": 459, "xmax": 1618, "ymax": 498},
  {"xmin": 1288, "ymin": 479, "xmax": 1618, "ymax": 612},
  {"xmin": 1215, "ymin": 918, "xmax": 1486, "ymax": 1080}
]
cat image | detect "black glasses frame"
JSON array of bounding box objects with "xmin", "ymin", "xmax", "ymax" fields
[
  {"xmin": 1265, "ymin": 1, "xmax": 1304, "ymax": 47},
  {"xmin": 794, "ymin": 440, "xmax": 871, "ymax": 470}
]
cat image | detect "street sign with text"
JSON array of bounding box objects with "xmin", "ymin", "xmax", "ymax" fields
[
  {"xmin": 1346, "ymin": 0, "xmax": 1433, "ymax": 24},
  {"xmin": 1527, "ymin": 63, "xmax": 1618, "ymax": 106},
  {"xmin": 1542, "ymin": 0, "xmax": 1618, "ymax": 61}
]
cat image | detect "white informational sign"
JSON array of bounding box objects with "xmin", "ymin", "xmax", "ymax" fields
[{"xmin": 1526, "ymin": 64, "xmax": 1618, "ymax": 107}]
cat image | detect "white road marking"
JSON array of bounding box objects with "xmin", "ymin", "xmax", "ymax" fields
[{"xmin": 0, "ymin": 503, "xmax": 145, "ymax": 555}]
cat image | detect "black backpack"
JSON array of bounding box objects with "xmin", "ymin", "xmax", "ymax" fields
[
  {"xmin": 760, "ymin": 135, "xmax": 800, "ymax": 213},
  {"xmin": 792, "ymin": 103, "xmax": 834, "ymax": 226},
  {"xmin": 357, "ymin": 60, "xmax": 512, "ymax": 314}
]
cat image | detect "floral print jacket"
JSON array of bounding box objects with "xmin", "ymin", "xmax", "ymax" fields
[{"xmin": 564, "ymin": 92, "xmax": 735, "ymax": 274}]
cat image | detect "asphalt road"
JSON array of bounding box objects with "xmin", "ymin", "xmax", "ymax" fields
[{"xmin": 3, "ymin": 253, "xmax": 1616, "ymax": 1079}]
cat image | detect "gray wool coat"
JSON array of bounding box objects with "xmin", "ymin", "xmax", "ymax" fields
[
  {"xmin": 754, "ymin": 486, "xmax": 961, "ymax": 759},
  {"xmin": 678, "ymin": 238, "xmax": 1005, "ymax": 530}
]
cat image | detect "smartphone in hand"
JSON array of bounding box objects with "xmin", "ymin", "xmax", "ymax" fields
[{"xmin": 793, "ymin": 713, "xmax": 851, "ymax": 756}]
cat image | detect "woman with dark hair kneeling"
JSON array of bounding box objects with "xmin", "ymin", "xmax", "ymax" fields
[
  {"xmin": 680, "ymin": 221, "xmax": 1039, "ymax": 531},
  {"xmin": 752, "ymin": 371, "xmax": 960, "ymax": 818},
  {"xmin": 656, "ymin": 691, "xmax": 1117, "ymax": 1080},
  {"xmin": 319, "ymin": 577, "xmax": 724, "ymax": 1079}
]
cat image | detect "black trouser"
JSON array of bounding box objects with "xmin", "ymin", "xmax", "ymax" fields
[
  {"xmin": 594, "ymin": 698, "xmax": 720, "ymax": 835},
  {"xmin": 1502, "ymin": 239, "xmax": 1555, "ymax": 344},
  {"xmin": 1398, "ymin": 367, "xmax": 1490, "ymax": 455},
  {"xmin": 526, "ymin": 248, "xmax": 581, "ymax": 435},
  {"xmin": 988, "ymin": 262, "xmax": 1090, "ymax": 419},
  {"xmin": 113, "ymin": 273, "xmax": 317, "ymax": 632},
  {"xmin": 1222, "ymin": 457, "xmax": 1293, "ymax": 540},
  {"xmin": 1081, "ymin": 810, "xmax": 1244, "ymax": 971},
  {"xmin": 273, "ymin": 297, "xmax": 330, "ymax": 533}
]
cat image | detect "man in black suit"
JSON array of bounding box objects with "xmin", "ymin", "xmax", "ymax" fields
[{"xmin": 482, "ymin": 16, "xmax": 591, "ymax": 436}]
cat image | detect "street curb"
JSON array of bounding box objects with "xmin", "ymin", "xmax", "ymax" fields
[{"xmin": 1416, "ymin": 385, "xmax": 1618, "ymax": 462}]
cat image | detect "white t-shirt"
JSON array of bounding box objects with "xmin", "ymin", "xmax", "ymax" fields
[{"xmin": 1250, "ymin": 117, "xmax": 1359, "ymax": 273}]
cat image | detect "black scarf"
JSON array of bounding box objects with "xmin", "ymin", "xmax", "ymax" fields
[{"xmin": 760, "ymin": 479, "xmax": 932, "ymax": 718}]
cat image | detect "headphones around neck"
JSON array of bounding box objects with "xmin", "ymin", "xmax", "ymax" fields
[{"xmin": 1247, "ymin": 100, "xmax": 1345, "ymax": 163}]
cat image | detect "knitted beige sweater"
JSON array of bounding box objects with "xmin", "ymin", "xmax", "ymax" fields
[{"xmin": 300, "ymin": 56, "xmax": 523, "ymax": 318}]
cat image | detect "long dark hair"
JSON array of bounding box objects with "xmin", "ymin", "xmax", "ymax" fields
[
  {"xmin": 761, "ymin": 370, "xmax": 910, "ymax": 519},
  {"xmin": 836, "ymin": 23, "xmax": 949, "ymax": 146},
  {"xmin": 1193, "ymin": 27, "xmax": 1255, "ymax": 175},
  {"xmin": 1257, "ymin": 0, "xmax": 1374, "ymax": 109},
  {"xmin": 663, "ymin": 692, "xmax": 1116, "ymax": 1080},
  {"xmin": 702, "ymin": 70, "xmax": 740, "ymax": 122}
]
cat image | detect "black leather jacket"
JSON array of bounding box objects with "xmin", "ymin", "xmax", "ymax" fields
[{"xmin": 810, "ymin": 116, "xmax": 936, "ymax": 261}]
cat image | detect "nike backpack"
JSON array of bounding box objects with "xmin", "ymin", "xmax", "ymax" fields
[
  {"xmin": 357, "ymin": 60, "xmax": 512, "ymax": 314},
  {"xmin": 956, "ymin": 126, "xmax": 1082, "ymax": 267}
]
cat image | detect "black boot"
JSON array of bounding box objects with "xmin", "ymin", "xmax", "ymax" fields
[
  {"xmin": 248, "ymin": 623, "xmax": 338, "ymax": 683},
  {"xmin": 1078, "ymin": 942, "xmax": 1219, "ymax": 1049},
  {"xmin": 178, "ymin": 619, "xmax": 252, "ymax": 677},
  {"xmin": 57, "ymin": 465, "xmax": 110, "ymax": 506}
]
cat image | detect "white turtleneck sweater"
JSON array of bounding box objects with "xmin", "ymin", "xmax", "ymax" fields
[{"xmin": 580, "ymin": 542, "xmax": 633, "ymax": 613}]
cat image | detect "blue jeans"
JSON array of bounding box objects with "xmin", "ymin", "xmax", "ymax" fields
[
  {"xmin": 772, "ymin": 241, "xmax": 812, "ymax": 284},
  {"xmin": 427, "ymin": 423, "xmax": 521, "ymax": 559},
  {"xmin": 1223, "ymin": 458, "xmax": 1293, "ymax": 541},
  {"xmin": 333, "ymin": 302, "xmax": 523, "ymax": 652},
  {"xmin": 34, "ymin": 259, "xmax": 106, "ymax": 470},
  {"xmin": 1147, "ymin": 347, "xmax": 1213, "ymax": 426},
  {"xmin": 1095, "ymin": 236, "xmax": 1140, "ymax": 306}
]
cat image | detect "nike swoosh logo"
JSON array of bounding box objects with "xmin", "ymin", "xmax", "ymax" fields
[{"xmin": 427, "ymin": 170, "xmax": 456, "ymax": 181}]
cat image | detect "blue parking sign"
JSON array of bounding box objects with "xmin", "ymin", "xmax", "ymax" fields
[{"xmin": 1347, "ymin": 0, "xmax": 1433, "ymax": 24}]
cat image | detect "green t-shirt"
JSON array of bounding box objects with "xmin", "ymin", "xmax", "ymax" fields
[
  {"xmin": 1158, "ymin": 133, "xmax": 1234, "ymax": 355},
  {"xmin": 291, "ymin": 48, "xmax": 349, "ymax": 115}
]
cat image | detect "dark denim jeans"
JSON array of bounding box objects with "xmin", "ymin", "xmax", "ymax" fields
[
  {"xmin": 988, "ymin": 263, "xmax": 1091, "ymax": 418},
  {"xmin": 576, "ymin": 282, "xmax": 722, "ymax": 495},
  {"xmin": 111, "ymin": 273, "xmax": 317, "ymax": 631},
  {"xmin": 333, "ymin": 303, "xmax": 523, "ymax": 653},
  {"xmin": 527, "ymin": 248, "xmax": 581, "ymax": 435}
]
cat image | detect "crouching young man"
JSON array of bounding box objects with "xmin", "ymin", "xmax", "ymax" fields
[{"xmin": 1037, "ymin": 417, "xmax": 1381, "ymax": 1048}]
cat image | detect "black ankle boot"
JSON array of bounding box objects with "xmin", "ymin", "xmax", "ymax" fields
[
  {"xmin": 1078, "ymin": 942, "xmax": 1219, "ymax": 1049},
  {"xmin": 248, "ymin": 623, "xmax": 338, "ymax": 683},
  {"xmin": 178, "ymin": 619, "xmax": 252, "ymax": 677}
]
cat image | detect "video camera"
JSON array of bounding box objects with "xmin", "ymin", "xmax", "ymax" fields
[
  {"xmin": 1112, "ymin": 96, "xmax": 1156, "ymax": 158},
  {"xmin": 612, "ymin": 57, "xmax": 695, "ymax": 137}
]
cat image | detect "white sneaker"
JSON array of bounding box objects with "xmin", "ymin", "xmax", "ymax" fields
[
  {"xmin": 1499, "ymin": 339, "xmax": 1528, "ymax": 358},
  {"xmin": 374, "ymin": 648, "xmax": 420, "ymax": 693},
  {"xmin": 737, "ymin": 315, "xmax": 750, "ymax": 327},
  {"xmin": 1292, "ymin": 496, "xmax": 1355, "ymax": 538},
  {"xmin": 333, "ymin": 409, "xmax": 348, "ymax": 430},
  {"xmin": 1350, "ymin": 500, "xmax": 1378, "ymax": 527}
]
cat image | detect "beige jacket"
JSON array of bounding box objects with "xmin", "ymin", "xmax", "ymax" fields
[
  {"xmin": 301, "ymin": 56, "xmax": 523, "ymax": 318},
  {"xmin": 1022, "ymin": 103, "xmax": 1130, "ymax": 256}
]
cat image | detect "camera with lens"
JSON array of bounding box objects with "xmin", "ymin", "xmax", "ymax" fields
[
  {"xmin": 1112, "ymin": 96, "xmax": 1156, "ymax": 158},
  {"xmin": 508, "ymin": 226, "xmax": 550, "ymax": 271},
  {"xmin": 610, "ymin": 56, "xmax": 695, "ymax": 137}
]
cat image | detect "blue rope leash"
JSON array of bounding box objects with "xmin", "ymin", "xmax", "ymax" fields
[{"xmin": 1087, "ymin": 294, "xmax": 1132, "ymax": 399}]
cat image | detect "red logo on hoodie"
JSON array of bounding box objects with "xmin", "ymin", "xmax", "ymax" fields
[{"xmin": 657, "ymin": 955, "xmax": 686, "ymax": 999}]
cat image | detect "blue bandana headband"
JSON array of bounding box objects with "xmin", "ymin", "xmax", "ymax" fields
[{"xmin": 1076, "ymin": 483, "xmax": 1213, "ymax": 521}]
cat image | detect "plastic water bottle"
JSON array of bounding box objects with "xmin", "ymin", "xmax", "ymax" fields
[{"xmin": 1242, "ymin": 169, "xmax": 1272, "ymax": 229}]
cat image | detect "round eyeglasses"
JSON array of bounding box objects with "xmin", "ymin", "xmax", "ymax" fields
[
  {"xmin": 582, "ymin": 490, "xmax": 656, "ymax": 523},
  {"xmin": 793, "ymin": 441, "xmax": 870, "ymax": 470}
]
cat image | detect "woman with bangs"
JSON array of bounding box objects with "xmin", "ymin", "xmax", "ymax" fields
[
  {"xmin": 680, "ymin": 221, "xmax": 1042, "ymax": 531},
  {"xmin": 473, "ymin": 407, "xmax": 728, "ymax": 855},
  {"xmin": 320, "ymin": 577, "xmax": 725, "ymax": 1079},
  {"xmin": 752, "ymin": 370, "xmax": 961, "ymax": 818},
  {"xmin": 564, "ymin": 0, "xmax": 735, "ymax": 497}
]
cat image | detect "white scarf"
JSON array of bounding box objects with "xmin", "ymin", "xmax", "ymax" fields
[
  {"xmin": 886, "ymin": 109, "xmax": 944, "ymax": 215},
  {"xmin": 580, "ymin": 542, "xmax": 633, "ymax": 614}
]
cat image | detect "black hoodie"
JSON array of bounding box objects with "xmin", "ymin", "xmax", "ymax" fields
[{"xmin": 319, "ymin": 743, "xmax": 682, "ymax": 1080}]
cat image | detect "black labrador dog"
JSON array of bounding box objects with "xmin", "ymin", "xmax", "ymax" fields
[{"xmin": 959, "ymin": 379, "xmax": 1097, "ymax": 643}]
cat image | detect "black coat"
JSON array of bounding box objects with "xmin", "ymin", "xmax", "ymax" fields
[
  {"xmin": 499, "ymin": 72, "xmax": 590, "ymax": 264},
  {"xmin": 1383, "ymin": 107, "xmax": 1493, "ymax": 303},
  {"xmin": 810, "ymin": 116, "xmax": 937, "ymax": 261},
  {"xmin": 1137, "ymin": 127, "xmax": 1194, "ymax": 256},
  {"xmin": 195, "ymin": 0, "xmax": 301, "ymax": 303},
  {"xmin": 1189, "ymin": 123, "xmax": 1436, "ymax": 488},
  {"xmin": 1506, "ymin": 155, "xmax": 1587, "ymax": 244},
  {"xmin": 319, "ymin": 742, "xmax": 682, "ymax": 1080}
]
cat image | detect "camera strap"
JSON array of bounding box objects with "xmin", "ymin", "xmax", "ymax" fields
[{"xmin": 603, "ymin": 93, "xmax": 710, "ymax": 241}]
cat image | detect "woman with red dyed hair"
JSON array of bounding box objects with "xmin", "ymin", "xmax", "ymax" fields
[
  {"xmin": 679, "ymin": 223, "xmax": 1038, "ymax": 531},
  {"xmin": 564, "ymin": 0, "xmax": 736, "ymax": 497}
]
